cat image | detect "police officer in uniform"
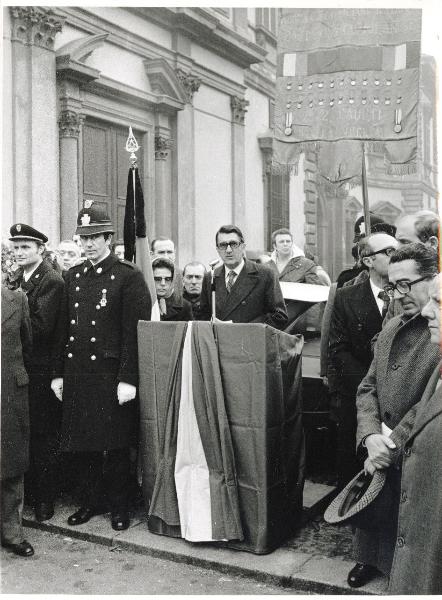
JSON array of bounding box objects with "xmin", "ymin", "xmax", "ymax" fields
[
  {"xmin": 9, "ymin": 223, "xmax": 65, "ymax": 522},
  {"xmin": 51, "ymin": 204, "xmax": 151, "ymax": 531}
]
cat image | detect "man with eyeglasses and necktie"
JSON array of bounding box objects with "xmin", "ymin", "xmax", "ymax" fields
[
  {"xmin": 152, "ymin": 257, "xmax": 193, "ymax": 321},
  {"xmin": 202, "ymin": 225, "xmax": 287, "ymax": 329},
  {"xmin": 346, "ymin": 242, "xmax": 439, "ymax": 589},
  {"xmin": 329, "ymin": 232, "xmax": 398, "ymax": 492}
]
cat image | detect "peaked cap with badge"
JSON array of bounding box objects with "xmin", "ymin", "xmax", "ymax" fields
[
  {"xmin": 76, "ymin": 202, "xmax": 115, "ymax": 236},
  {"xmin": 9, "ymin": 223, "xmax": 48, "ymax": 244}
]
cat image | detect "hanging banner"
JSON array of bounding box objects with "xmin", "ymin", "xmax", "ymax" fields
[{"xmin": 273, "ymin": 9, "xmax": 422, "ymax": 179}]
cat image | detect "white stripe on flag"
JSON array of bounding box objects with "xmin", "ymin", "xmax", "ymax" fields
[
  {"xmin": 283, "ymin": 52, "xmax": 297, "ymax": 76},
  {"xmin": 135, "ymin": 237, "xmax": 161, "ymax": 321},
  {"xmin": 394, "ymin": 44, "xmax": 407, "ymax": 70},
  {"xmin": 174, "ymin": 323, "xmax": 214, "ymax": 542}
]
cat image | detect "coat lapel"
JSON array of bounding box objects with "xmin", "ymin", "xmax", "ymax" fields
[
  {"xmin": 355, "ymin": 278, "xmax": 383, "ymax": 336},
  {"xmin": 407, "ymin": 362, "xmax": 442, "ymax": 440},
  {"xmin": 20, "ymin": 260, "xmax": 51, "ymax": 295},
  {"xmin": 217, "ymin": 260, "xmax": 259, "ymax": 321},
  {"xmin": 1, "ymin": 287, "xmax": 19, "ymax": 324}
]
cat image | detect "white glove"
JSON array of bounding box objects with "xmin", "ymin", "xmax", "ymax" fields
[
  {"xmin": 117, "ymin": 381, "xmax": 136, "ymax": 405},
  {"xmin": 51, "ymin": 378, "xmax": 63, "ymax": 402}
]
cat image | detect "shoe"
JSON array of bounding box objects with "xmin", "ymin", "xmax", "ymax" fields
[
  {"xmin": 35, "ymin": 502, "xmax": 54, "ymax": 522},
  {"xmin": 111, "ymin": 512, "xmax": 130, "ymax": 531},
  {"xmin": 2, "ymin": 540, "xmax": 34, "ymax": 557},
  {"xmin": 67, "ymin": 506, "xmax": 103, "ymax": 526},
  {"xmin": 347, "ymin": 563, "xmax": 379, "ymax": 588}
]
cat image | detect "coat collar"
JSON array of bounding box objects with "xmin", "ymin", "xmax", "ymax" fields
[
  {"xmin": 82, "ymin": 252, "xmax": 119, "ymax": 275},
  {"xmin": 20, "ymin": 259, "xmax": 52, "ymax": 294}
]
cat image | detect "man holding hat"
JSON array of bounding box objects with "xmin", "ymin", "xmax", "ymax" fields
[
  {"xmin": 9, "ymin": 223, "xmax": 65, "ymax": 523},
  {"xmin": 51, "ymin": 203, "xmax": 151, "ymax": 531}
]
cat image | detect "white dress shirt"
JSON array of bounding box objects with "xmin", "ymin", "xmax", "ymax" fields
[{"xmin": 369, "ymin": 278, "xmax": 384, "ymax": 315}]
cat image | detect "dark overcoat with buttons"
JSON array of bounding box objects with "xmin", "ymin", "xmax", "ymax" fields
[
  {"xmin": 19, "ymin": 259, "xmax": 65, "ymax": 434},
  {"xmin": 53, "ymin": 253, "xmax": 151, "ymax": 452},
  {"xmin": 353, "ymin": 313, "xmax": 440, "ymax": 574},
  {"xmin": 1, "ymin": 287, "xmax": 33, "ymax": 479},
  {"xmin": 388, "ymin": 363, "xmax": 442, "ymax": 594},
  {"xmin": 208, "ymin": 259, "xmax": 287, "ymax": 330}
]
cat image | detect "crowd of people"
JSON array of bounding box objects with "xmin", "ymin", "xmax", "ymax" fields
[{"xmin": 1, "ymin": 203, "xmax": 440, "ymax": 594}]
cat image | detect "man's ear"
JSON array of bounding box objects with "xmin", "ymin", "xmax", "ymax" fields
[
  {"xmin": 428, "ymin": 235, "xmax": 438, "ymax": 250},
  {"xmin": 361, "ymin": 256, "xmax": 371, "ymax": 269}
]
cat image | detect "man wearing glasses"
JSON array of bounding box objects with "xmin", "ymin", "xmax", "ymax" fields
[
  {"xmin": 205, "ymin": 225, "xmax": 287, "ymax": 329},
  {"xmin": 152, "ymin": 257, "xmax": 193, "ymax": 321},
  {"xmin": 347, "ymin": 242, "xmax": 439, "ymax": 589},
  {"xmin": 329, "ymin": 232, "xmax": 398, "ymax": 491}
]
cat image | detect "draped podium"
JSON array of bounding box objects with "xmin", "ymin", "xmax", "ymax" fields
[{"xmin": 138, "ymin": 321, "xmax": 305, "ymax": 554}]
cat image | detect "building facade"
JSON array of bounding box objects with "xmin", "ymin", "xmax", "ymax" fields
[{"xmin": 2, "ymin": 7, "xmax": 438, "ymax": 277}]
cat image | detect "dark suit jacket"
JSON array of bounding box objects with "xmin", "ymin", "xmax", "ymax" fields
[
  {"xmin": 329, "ymin": 278, "xmax": 383, "ymax": 398},
  {"xmin": 161, "ymin": 296, "xmax": 193, "ymax": 321},
  {"xmin": 206, "ymin": 259, "xmax": 287, "ymax": 329}
]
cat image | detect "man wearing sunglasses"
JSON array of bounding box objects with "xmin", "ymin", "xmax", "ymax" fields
[
  {"xmin": 152, "ymin": 257, "xmax": 193, "ymax": 321},
  {"xmin": 329, "ymin": 232, "xmax": 398, "ymax": 491},
  {"xmin": 348, "ymin": 243, "xmax": 439, "ymax": 589},
  {"xmin": 203, "ymin": 225, "xmax": 287, "ymax": 329}
]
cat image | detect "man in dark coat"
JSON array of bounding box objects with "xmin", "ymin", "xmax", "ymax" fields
[
  {"xmin": 1, "ymin": 285, "xmax": 34, "ymax": 557},
  {"xmin": 202, "ymin": 225, "xmax": 287, "ymax": 329},
  {"xmin": 329, "ymin": 232, "xmax": 398, "ymax": 489},
  {"xmin": 152, "ymin": 257, "xmax": 193, "ymax": 321},
  {"xmin": 347, "ymin": 243, "xmax": 439, "ymax": 588},
  {"xmin": 9, "ymin": 223, "xmax": 65, "ymax": 522},
  {"xmin": 51, "ymin": 204, "xmax": 151, "ymax": 531},
  {"xmin": 182, "ymin": 261, "xmax": 211, "ymax": 321}
]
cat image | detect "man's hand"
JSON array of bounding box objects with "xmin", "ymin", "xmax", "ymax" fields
[
  {"xmin": 117, "ymin": 382, "xmax": 136, "ymax": 405},
  {"xmin": 365, "ymin": 433, "xmax": 396, "ymax": 469},
  {"xmin": 51, "ymin": 378, "xmax": 63, "ymax": 402},
  {"xmin": 364, "ymin": 457, "xmax": 377, "ymax": 476}
]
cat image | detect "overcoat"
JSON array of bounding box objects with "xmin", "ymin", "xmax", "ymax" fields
[
  {"xmin": 161, "ymin": 296, "xmax": 193, "ymax": 321},
  {"xmin": 208, "ymin": 259, "xmax": 287, "ymax": 329},
  {"xmin": 53, "ymin": 253, "xmax": 151, "ymax": 452},
  {"xmin": 388, "ymin": 364, "xmax": 442, "ymax": 594},
  {"xmin": 19, "ymin": 259, "xmax": 65, "ymax": 434},
  {"xmin": 353, "ymin": 313, "xmax": 440, "ymax": 574},
  {"xmin": 268, "ymin": 256, "xmax": 322, "ymax": 285},
  {"xmin": 1, "ymin": 286, "xmax": 33, "ymax": 479}
]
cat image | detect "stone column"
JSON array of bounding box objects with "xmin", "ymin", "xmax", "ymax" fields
[
  {"xmin": 9, "ymin": 6, "xmax": 65, "ymax": 243},
  {"xmin": 59, "ymin": 110, "xmax": 84, "ymax": 239},
  {"xmin": 175, "ymin": 69, "xmax": 201, "ymax": 265},
  {"xmin": 230, "ymin": 96, "xmax": 249, "ymax": 229},
  {"xmin": 154, "ymin": 128, "xmax": 173, "ymax": 237}
]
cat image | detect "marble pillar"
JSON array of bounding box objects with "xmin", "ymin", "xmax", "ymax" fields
[
  {"xmin": 59, "ymin": 110, "xmax": 84, "ymax": 239},
  {"xmin": 230, "ymin": 96, "xmax": 249, "ymax": 230}
]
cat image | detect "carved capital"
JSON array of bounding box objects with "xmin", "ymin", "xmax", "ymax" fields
[
  {"xmin": 58, "ymin": 110, "xmax": 84, "ymax": 138},
  {"xmin": 231, "ymin": 96, "xmax": 249, "ymax": 124},
  {"xmin": 10, "ymin": 6, "xmax": 65, "ymax": 50},
  {"xmin": 155, "ymin": 135, "xmax": 173, "ymax": 161},
  {"xmin": 175, "ymin": 68, "xmax": 201, "ymax": 103}
]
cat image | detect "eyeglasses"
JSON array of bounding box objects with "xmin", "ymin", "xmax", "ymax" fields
[
  {"xmin": 365, "ymin": 247, "xmax": 397, "ymax": 258},
  {"xmin": 384, "ymin": 275, "xmax": 435, "ymax": 298},
  {"xmin": 153, "ymin": 276, "xmax": 173, "ymax": 283},
  {"xmin": 217, "ymin": 241, "xmax": 242, "ymax": 251}
]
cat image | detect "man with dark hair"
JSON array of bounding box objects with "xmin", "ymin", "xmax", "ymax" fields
[
  {"xmin": 9, "ymin": 224, "xmax": 65, "ymax": 523},
  {"xmin": 203, "ymin": 225, "xmax": 287, "ymax": 328},
  {"xmin": 51, "ymin": 204, "xmax": 151, "ymax": 532},
  {"xmin": 347, "ymin": 242, "xmax": 439, "ymax": 588},
  {"xmin": 150, "ymin": 236, "xmax": 183, "ymax": 299},
  {"xmin": 329, "ymin": 232, "xmax": 398, "ymax": 489},
  {"xmin": 152, "ymin": 257, "xmax": 193, "ymax": 321},
  {"xmin": 183, "ymin": 261, "xmax": 211, "ymax": 321},
  {"xmin": 395, "ymin": 210, "xmax": 439, "ymax": 249}
]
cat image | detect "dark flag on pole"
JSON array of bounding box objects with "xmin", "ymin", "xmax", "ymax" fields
[{"xmin": 125, "ymin": 127, "xmax": 160, "ymax": 320}]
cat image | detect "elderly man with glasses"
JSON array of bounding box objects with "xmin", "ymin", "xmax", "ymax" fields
[
  {"xmin": 346, "ymin": 242, "xmax": 439, "ymax": 589},
  {"xmin": 203, "ymin": 225, "xmax": 287, "ymax": 329},
  {"xmin": 329, "ymin": 232, "xmax": 398, "ymax": 491}
]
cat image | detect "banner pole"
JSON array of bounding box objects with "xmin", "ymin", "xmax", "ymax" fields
[{"xmin": 361, "ymin": 142, "xmax": 371, "ymax": 235}]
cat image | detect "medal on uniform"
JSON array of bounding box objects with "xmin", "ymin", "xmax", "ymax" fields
[
  {"xmin": 100, "ymin": 288, "xmax": 107, "ymax": 307},
  {"xmin": 284, "ymin": 112, "xmax": 293, "ymax": 136},
  {"xmin": 394, "ymin": 108, "xmax": 402, "ymax": 133}
]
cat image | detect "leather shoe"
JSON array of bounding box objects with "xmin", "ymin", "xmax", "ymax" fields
[
  {"xmin": 67, "ymin": 506, "xmax": 104, "ymax": 526},
  {"xmin": 35, "ymin": 502, "xmax": 54, "ymax": 522},
  {"xmin": 111, "ymin": 512, "xmax": 130, "ymax": 531},
  {"xmin": 2, "ymin": 540, "xmax": 34, "ymax": 557},
  {"xmin": 347, "ymin": 563, "xmax": 379, "ymax": 588}
]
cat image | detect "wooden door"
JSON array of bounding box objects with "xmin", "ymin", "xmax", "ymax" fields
[{"xmin": 82, "ymin": 120, "xmax": 143, "ymax": 243}]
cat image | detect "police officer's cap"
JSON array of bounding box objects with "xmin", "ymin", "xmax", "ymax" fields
[
  {"xmin": 76, "ymin": 202, "xmax": 115, "ymax": 236},
  {"xmin": 9, "ymin": 223, "xmax": 48, "ymax": 244}
]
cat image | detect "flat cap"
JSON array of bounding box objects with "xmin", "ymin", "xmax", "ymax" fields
[{"xmin": 9, "ymin": 223, "xmax": 48, "ymax": 243}]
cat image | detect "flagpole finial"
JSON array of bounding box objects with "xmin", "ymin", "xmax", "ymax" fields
[{"xmin": 125, "ymin": 126, "xmax": 139, "ymax": 168}]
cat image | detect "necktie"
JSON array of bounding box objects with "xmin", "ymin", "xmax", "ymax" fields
[
  {"xmin": 378, "ymin": 291, "xmax": 390, "ymax": 319},
  {"xmin": 226, "ymin": 270, "xmax": 236, "ymax": 293}
]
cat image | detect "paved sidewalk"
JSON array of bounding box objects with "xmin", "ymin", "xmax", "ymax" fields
[{"xmin": 23, "ymin": 502, "xmax": 388, "ymax": 595}]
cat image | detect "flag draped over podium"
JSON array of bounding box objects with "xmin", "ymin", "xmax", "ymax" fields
[
  {"xmin": 273, "ymin": 8, "xmax": 422, "ymax": 181},
  {"xmin": 124, "ymin": 165, "xmax": 160, "ymax": 321}
]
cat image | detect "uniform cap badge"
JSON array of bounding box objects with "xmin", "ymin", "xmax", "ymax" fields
[
  {"xmin": 16, "ymin": 224, "xmax": 21, "ymax": 232},
  {"xmin": 81, "ymin": 213, "xmax": 91, "ymax": 226}
]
